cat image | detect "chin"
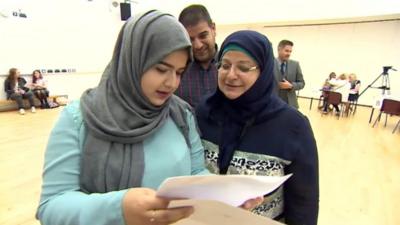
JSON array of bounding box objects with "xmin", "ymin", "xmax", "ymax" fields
[
  {"xmin": 222, "ymin": 91, "xmax": 241, "ymax": 100},
  {"xmin": 150, "ymin": 99, "xmax": 166, "ymax": 106},
  {"xmin": 196, "ymin": 54, "xmax": 211, "ymax": 62}
]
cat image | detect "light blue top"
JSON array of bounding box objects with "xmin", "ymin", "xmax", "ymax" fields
[{"xmin": 37, "ymin": 100, "xmax": 209, "ymax": 225}]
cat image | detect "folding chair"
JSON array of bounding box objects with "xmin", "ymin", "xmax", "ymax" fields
[
  {"xmin": 322, "ymin": 91, "xmax": 343, "ymax": 119},
  {"xmin": 372, "ymin": 99, "xmax": 400, "ymax": 128},
  {"xmin": 347, "ymin": 97, "xmax": 358, "ymax": 115},
  {"xmin": 318, "ymin": 90, "xmax": 329, "ymax": 110},
  {"xmin": 393, "ymin": 119, "xmax": 400, "ymax": 134}
]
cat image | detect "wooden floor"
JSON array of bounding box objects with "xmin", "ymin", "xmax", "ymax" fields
[{"xmin": 0, "ymin": 98, "xmax": 399, "ymax": 225}]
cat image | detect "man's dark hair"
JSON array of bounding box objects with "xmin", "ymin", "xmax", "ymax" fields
[
  {"xmin": 179, "ymin": 4, "xmax": 213, "ymax": 27},
  {"xmin": 278, "ymin": 39, "xmax": 294, "ymax": 48}
]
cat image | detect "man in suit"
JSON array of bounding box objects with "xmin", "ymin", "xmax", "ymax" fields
[{"xmin": 274, "ymin": 40, "xmax": 305, "ymax": 109}]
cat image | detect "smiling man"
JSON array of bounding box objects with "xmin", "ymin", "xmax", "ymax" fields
[
  {"xmin": 175, "ymin": 4, "xmax": 218, "ymax": 107},
  {"xmin": 273, "ymin": 40, "xmax": 305, "ymax": 109}
]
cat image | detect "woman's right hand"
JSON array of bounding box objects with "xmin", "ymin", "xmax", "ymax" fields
[{"xmin": 122, "ymin": 188, "xmax": 194, "ymax": 225}]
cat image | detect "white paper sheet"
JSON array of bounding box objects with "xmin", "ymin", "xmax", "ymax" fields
[{"xmin": 157, "ymin": 174, "xmax": 291, "ymax": 207}]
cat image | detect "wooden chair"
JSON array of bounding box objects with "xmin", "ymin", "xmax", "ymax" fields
[
  {"xmin": 322, "ymin": 91, "xmax": 343, "ymax": 118},
  {"xmin": 393, "ymin": 119, "xmax": 400, "ymax": 134},
  {"xmin": 372, "ymin": 99, "xmax": 400, "ymax": 130},
  {"xmin": 347, "ymin": 97, "xmax": 359, "ymax": 115}
]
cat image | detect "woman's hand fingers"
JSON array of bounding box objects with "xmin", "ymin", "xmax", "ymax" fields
[
  {"xmin": 147, "ymin": 206, "xmax": 194, "ymax": 224},
  {"xmin": 123, "ymin": 188, "xmax": 194, "ymax": 225},
  {"xmin": 240, "ymin": 196, "xmax": 264, "ymax": 210}
]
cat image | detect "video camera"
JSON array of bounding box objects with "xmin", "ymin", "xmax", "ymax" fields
[{"xmin": 383, "ymin": 66, "xmax": 397, "ymax": 74}]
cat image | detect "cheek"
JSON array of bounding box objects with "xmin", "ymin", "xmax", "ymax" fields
[
  {"xmin": 174, "ymin": 77, "xmax": 181, "ymax": 89},
  {"xmin": 244, "ymin": 75, "xmax": 259, "ymax": 90},
  {"xmin": 217, "ymin": 73, "xmax": 226, "ymax": 87},
  {"xmin": 141, "ymin": 77, "xmax": 154, "ymax": 94}
]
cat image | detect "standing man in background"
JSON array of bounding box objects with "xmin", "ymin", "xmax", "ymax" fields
[
  {"xmin": 176, "ymin": 4, "xmax": 218, "ymax": 107},
  {"xmin": 274, "ymin": 40, "xmax": 305, "ymax": 109}
]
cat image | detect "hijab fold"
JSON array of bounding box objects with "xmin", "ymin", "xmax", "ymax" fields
[{"xmin": 80, "ymin": 10, "xmax": 193, "ymax": 193}]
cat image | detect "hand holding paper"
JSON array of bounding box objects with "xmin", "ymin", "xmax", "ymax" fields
[
  {"xmin": 156, "ymin": 174, "xmax": 291, "ymax": 225},
  {"xmin": 157, "ymin": 174, "xmax": 291, "ymax": 206}
]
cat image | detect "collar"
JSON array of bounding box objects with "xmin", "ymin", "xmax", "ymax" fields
[{"xmin": 276, "ymin": 57, "xmax": 287, "ymax": 65}]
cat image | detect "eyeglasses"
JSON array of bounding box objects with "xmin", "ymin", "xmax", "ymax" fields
[{"xmin": 216, "ymin": 62, "xmax": 258, "ymax": 74}]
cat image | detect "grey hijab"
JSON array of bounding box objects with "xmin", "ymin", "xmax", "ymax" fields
[{"xmin": 80, "ymin": 10, "xmax": 193, "ymax": 193}]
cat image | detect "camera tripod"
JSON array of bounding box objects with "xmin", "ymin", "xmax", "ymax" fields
[
  {"xmin": 358, "ymin": 66, "xmax": 397, "ymax": 123},
  {"xmin": 359, "ymin": 66, "xmax": 394, "ymax": 98}
]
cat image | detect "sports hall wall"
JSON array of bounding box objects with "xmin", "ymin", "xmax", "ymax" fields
[
  {"xmin": 1, "ymin": 0, "xmax": 399, "ymax": 105},
  {"xmin": 0, "ymin": 0, "xmax": 123, "ymax": 100},
  {"xmin": 217, "ymin": 17, "xmax": 400, "ymax": 106}
]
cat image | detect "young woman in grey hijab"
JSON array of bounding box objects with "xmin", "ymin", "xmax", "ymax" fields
[{"xmin": 36, "ymin": 10, "xmax": 208, "ymax": 225}]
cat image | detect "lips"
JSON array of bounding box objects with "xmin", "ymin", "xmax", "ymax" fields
[
  {"xmin": 156, "ymin": 91, "xmax": 171, "ymax": 99},
  {"xmin": 195, "ymin": 47, "xmax": 208, "ymax": 56},
  {"xmin": 225, "ymin": 83, "xmax": 241, "ymax": 88}
]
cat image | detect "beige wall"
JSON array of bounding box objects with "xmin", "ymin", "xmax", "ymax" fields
[
  {"xmin": 2, "ymin": 18, "xmax": 399, "ymax": 105},
  {"xmin": 0, "ymin": 0, "xmax": 123, "ymax": 75},
  {"xmin": 1, "ymin": 0, "xmax": 399, "ymax": 106},
  {"xmin": 217, "ymin": 18, "xmax": 400, "ymax": 106},
  {"xmin": 0, "ymin": 0, "xmax": 120, "ymax": 101}
]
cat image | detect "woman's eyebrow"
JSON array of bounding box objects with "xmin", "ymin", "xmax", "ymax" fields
[
  {"xmin": 159, "ymin": 61, "xmax": 174, "ymax": 68},
  {"xmin": 159, "ymin": 61, "xmax": 186, "ymax": 70}
]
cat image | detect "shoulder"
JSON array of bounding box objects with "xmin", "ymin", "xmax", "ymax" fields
[
  {"xmin": 270, "ymin": 107, "xmax": 312, "ymax": 135},
  {"xmin": 170, "ymin": 95, "xmax": 196, "ymax": 123},
  {"xmin": 63, "ymin": 100, "xmax": 84, "ymax": 127},
  {"xmin": 289, "ymin": 59, "xmax": 300, "ymax": 66},
  {"xmin": 183, "ymin": 61, "xmax": 200, "ymax": 74}
]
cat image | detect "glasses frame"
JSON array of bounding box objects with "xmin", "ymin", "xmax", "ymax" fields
[{"xmin": 216, "ymin": 62, "xmax": 258, "ymax": 74}]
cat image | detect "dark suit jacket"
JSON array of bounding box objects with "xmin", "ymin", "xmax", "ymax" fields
[{"xmin": 274, "ymin": 58, "xmax": 305, "ymax": 108}]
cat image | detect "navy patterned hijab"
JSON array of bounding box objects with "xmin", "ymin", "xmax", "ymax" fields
[{"xmin": 198, "ymin": 30, "xmax": 286, "ymax": 174}]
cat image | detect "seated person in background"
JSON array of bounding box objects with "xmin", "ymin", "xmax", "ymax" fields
[
  {"xmin": 348, "ymin": 73, "xmax": 361, "ymax": 102},
  {"xmin": 320, "ymin": 72, "xmax": 336, "ymax": 109},
  {"xmin": 346, "ymin": 73, "xmax": 361, "ymax": 114},
  {"xmin": 31, "ymin": 70, "xmax": 50, "ymax": 108},
  {"xmin": 36, "ymin": 10, "xmax": 261, "ymax": 225},
  {"xmin": 322, "ymin": 72, "xmax": 336, "ymax": 91},
  {"xmin": 323, "ymin": 73, "xmax": 350, "ymax": 115},
  {"xmin": 4, "ymin": 68, "xmax": 36, "ymax": 115}
]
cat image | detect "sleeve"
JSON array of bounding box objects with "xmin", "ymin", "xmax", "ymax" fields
[
  {"xmin": 37, "ymin": 106, "xmax": 128, "ymax": 225},
  {"xmin": 284, "ymin": 117, "xmax": 319, "ymax": 225},
  {"xmin": 21, "ymin": 78, "xmax": 30, "ymax": 92},
  {"xmin": 4, "ymin": 79, "xmax": 14, "ymax": 97},
  {"xmin": 342, "ymin": 83, "xmax": 351, "ymax": 102},
  {"xmin": 292, "ymin": 62, "xmax": 305, "ymax": 91},
  {"xmin": 186, "ymin": 110, "xmax": 210, "ymax": 175},
  {"xmin": 328, "ymin": 79, "xmax": 337, "ymax": 86},
  {"xmin": 43, "ymin": 79, "xmax": 48, "ymax": 88},
  {"xmin": 355, "ymin": 80, "xmax": 361, "ymax": 92}
]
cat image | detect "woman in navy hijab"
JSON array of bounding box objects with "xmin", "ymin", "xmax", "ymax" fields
[{"xmin": 196, "ymin": 30, "xmax": 319, "ymax": 225}]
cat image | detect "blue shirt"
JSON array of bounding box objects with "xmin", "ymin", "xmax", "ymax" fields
[{"xmin": 37, "ymin": 100, "xmax": 208, "ymax": 225}]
